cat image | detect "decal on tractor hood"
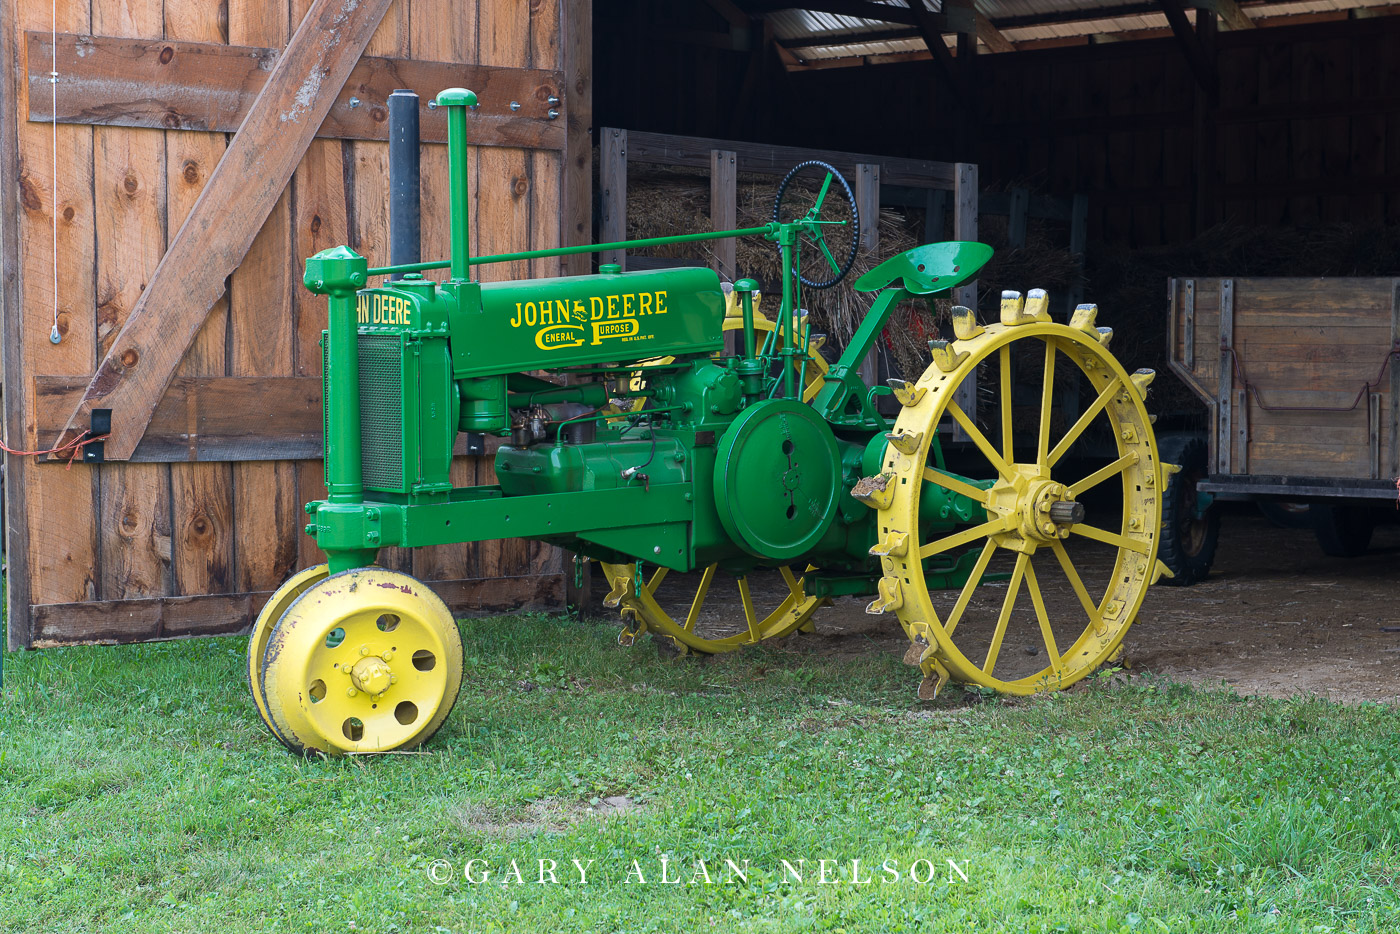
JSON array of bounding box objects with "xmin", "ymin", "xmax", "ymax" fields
[{"xmin": 510, "ymin": 290, "xmax": 669, "ymax": 351}]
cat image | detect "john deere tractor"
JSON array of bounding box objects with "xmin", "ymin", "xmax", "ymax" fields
[{"xmin": 247, "ymin": 88, "xmax": 1172, "ymax": 756}]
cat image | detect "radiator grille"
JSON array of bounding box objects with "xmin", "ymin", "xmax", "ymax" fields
[{"xmin": 358, "ymin": 334, "xmax": 405, "ymax": 490}]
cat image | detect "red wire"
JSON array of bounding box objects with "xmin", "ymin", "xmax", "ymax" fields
[{"xmin": 0, "ymin": 429, "xmax": 109, "ymax": 469}]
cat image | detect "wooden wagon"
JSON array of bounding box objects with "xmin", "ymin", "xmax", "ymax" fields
[{"xmin": 1160, "ymin": 276, "xmax": 1399, "ymax": 579}]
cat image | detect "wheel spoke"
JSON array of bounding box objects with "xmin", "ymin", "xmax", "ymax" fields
[
  {"xmin": 779, "ymin": 565, "xmax": 803, "ymax": 599},
  {"xmin": 646, "ymin": 566, "xmax": 669, "ymax": 595},
  {"xmin": 810, "ymin": 171, "xmax": 834, "ymax": 215},
  {"xmin": 683, "ymin": 565, "xmax": 717, "ymax": 632},
  {"xmin": 923, "ymin": 467, "xmax": 991, "ymax": 506},
  {"xmin": 944, "ymin": 538, "xmax": 998, "ymax": 637},
  {"xmin": 1023, "ymin": 559, "xmax": 1061, "ymax": 671},
  {"xmin": 737, "ymin": 576, "xmax": 760, "ymax": 641},
  {"xmin": 1049, "ymin": 539, "xmax": 1103, "ymax": 634},
  {"xmin": 1068, "ymin": 452, "xmax": 1137, "ymax": 498},
  {"xmin": 947, "ymin": 401, "xmax": 1016, "ymax": 482},
  {"xmin": 1071, "ymin": 522, "xmax": 1149, "ymax": 555},
  {"xmin": 812, "ymin": 231, "xmax": 841, "ymax": 275},
  {"xmin": 1000, "ymin": 344, "xmax": 1014, "ymax": 464},
  {"xmin": 983, "ymin": 552, "xmax": 1028, "ymax": 675},
  {"xmin": 1037, "ymin": 339, "xmax": 1056, "ymax": 469},
  {"xmin": 918, "ymin": 515, "xmax": 1013, "ymax": 559},
  {"xmin": 1048, "ymin": 377, "xmax": 1121, "ymax": 467}
]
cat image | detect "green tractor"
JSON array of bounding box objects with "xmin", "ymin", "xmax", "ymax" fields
[{"xmin": 248, "ymin": 88, "xmax": 1173, "ymax": 756}]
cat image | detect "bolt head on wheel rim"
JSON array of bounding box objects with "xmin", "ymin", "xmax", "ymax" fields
[{"xmin": 259, "ymin": 567, "xmax": 464, "ymax": 756}]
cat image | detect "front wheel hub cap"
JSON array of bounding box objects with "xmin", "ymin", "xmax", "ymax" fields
[{"xmin": 350, "ymin": 656, "xmax": 393, "ymax": 695}]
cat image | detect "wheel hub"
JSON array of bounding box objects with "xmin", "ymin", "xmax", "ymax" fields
[
  {"xmin": 349, "ymin": 653, "xmax": 394, "ymax": 696},
  {"xmin": 988, "ymin": 473, "xmax": 1084, "ymax": 551}
]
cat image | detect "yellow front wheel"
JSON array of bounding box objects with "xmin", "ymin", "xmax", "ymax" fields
[
  {"xmin": 247, "ymin": 564, "xmax": 329, "ymax": 744},
  {"xmin": 256, "ymin": 567, "xmax": 464, "ymax": 756}
]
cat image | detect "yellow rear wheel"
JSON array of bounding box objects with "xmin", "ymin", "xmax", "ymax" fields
[
  {"xmin": 871, "ymin": 297, "xmax": 1169, "ymax": 695},
  {"xmin": 599, "ymin": 562, "xmax": 825, "ymax": 653},
  {"xmin": 258, "ymin": 567, "xmax": 464, "ymax": 756},
  {"xmin": 602, "ymin": 311, "xmax": 831, "ymax": 654}
]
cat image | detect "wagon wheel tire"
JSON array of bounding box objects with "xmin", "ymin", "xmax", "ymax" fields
[
  {"xmin": 1312, "ymin": 503, "xmax": 1375, "ymax": 558},
  {"xmin": 1156, "ymin": 434, "xmax": 1218, "ymax": 586}
]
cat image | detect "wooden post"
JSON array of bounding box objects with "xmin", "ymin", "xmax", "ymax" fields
[
  {"xmin": 560, "ymin": 0, "xmax": 592, "ymax": 277},
  {"xmin": 600, "ymin": 128, "xmax": 627, "ymax": 269},
  {"xmin": 856, "ymin": 163, "xmax": 880, "ymax": 257},
  {"xmin": 952, "ymin": 162, "xmax": 978, "ymax": 441},
  {"xmin": 710, "ymin": 149, "xmax": 737, "ymax": 281},
  {"xmin": 1, "ymin": 0, "xmax": 32, "ymax": 649}
]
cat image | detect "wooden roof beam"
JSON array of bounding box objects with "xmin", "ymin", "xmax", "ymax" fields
[
  {"xmin": 55, "ymin": 0, "xmax": 394, "ymax": 460},
  {"xmin": 1203, "ymin": 0, "xmax": 1256, "ymax": 29},
  {"xmin": 1159, "ymin": 0, "xmax": 1218, "ymax": 95},
  {"xmin": 976, "ymin": 12, "xmax": 1017, "ymax": 53}
]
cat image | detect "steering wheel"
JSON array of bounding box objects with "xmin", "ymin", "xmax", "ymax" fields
[{"xmin": 771, "ymin": 160, "xmax": 860, "ymax": 290}]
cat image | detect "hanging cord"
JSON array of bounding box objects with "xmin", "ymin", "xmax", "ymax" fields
[
  {"xmin": 48, "ymin": 0, "xmax": 60, "ymax": 344},
  {"xmin": 0, "ymin": 430, "xmax": 109, "ymax": 469}
]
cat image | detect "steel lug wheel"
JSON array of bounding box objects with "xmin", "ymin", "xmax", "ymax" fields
[{"xmin": 257, "ymin": 567, "xmax": 464, "ymax": 756}]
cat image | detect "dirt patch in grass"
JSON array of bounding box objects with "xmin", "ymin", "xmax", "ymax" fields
[{"xmin": 452, "ymin": 795, "xmax": 642, "ymax": 838}]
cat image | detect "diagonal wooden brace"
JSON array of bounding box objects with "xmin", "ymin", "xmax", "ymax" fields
[{"xmin": 54, "ymin": 0, "xmax": 393, "ymax": 460}]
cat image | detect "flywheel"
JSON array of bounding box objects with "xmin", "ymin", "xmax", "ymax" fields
[{"xmin": 866, "ymin": 292, "xmax": 1172, "ymax": 696}]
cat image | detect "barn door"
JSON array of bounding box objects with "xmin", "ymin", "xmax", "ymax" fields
[{"xmin": 2, "ymin": 0, "xmax": 592, "ymax": 648}]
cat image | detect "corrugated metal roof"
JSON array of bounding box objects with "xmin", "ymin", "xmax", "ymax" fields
[
  {"xmin": 772, "ymin": 0, "xmax": 1395, "ymax": 60},
  {"xmin": 766, "ymin": 2, "xmax": 933, "ymax": 45}
]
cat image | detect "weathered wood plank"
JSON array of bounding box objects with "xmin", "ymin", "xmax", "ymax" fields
[
  {"xmin": 621, "ymin": 129, "xmax": 958, "ymax": 189},
  {"xmin": 599, "ymin": 128, "xmax": 627, "ymax": 269},
  {"xmin": 54, "ymin": 0, "xmax": 396, "ymax": 461},
  {"xmin": 409, "ymin": 0, "xmax": 485, "ymax": 585},
  {"xmin": 11, "ymin": 0, "xmax": 100, "ymax": 625},
  {"xmin": 226, "ymin": 0, "xmax": 299, "ymax": 596},
  {"xmin": 29, "ymin": 574, "xmax": 566, "ymax": 646},
  {"xmin": 36, "ymin": 376, "xmax": 321, "ymax": 460},
  {"xmin": 559, "ymin": 0, "xmax": 592, "ymax": 277},
  {"xmin": 164, "ymin": 0, "xmax": 235, "ymax": 598},
  {"xmin": 36, "ymin": 375, "xmax": 512, "ymax": 462},
  {"xmin": 478, "ymin": 0, "xmax": 536, "ymax": 581},
  {"xmin": 2, "ymin": 0, "xmax": 36, "ymax": 646},
  {"xmin": 25, "ymin": 32, "xmax": 566, "ymax": 150},
  {"xmin": 93, "ymin": 0, "xmax": 172, "ymax": 603},
  {"xmin": 710, "ymin": 150, "xmax": 737, "ymax": 281}
]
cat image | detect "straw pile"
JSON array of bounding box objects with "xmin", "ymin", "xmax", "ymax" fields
[{"xmin": 624, "ymin": 163, "xmax": 1398, "ymax": 423}]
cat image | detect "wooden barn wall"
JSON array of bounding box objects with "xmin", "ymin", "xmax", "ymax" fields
[
  {"xmin": 3, "ymin": 0, "xmax": 588, "ymax": 647},
  {"xmin": 595, "ymin": 7, "xmax": 1400, "ymax": 248}
]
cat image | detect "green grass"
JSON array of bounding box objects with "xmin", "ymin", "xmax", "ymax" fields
[{"xmin": 2, "ymin": 612, "xmax": 1398, "ymax": 933}]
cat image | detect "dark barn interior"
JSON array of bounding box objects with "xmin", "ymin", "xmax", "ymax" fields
[{"xmin": 595, "ymin": 0, "xmax": 1400, "ymax": 247}]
